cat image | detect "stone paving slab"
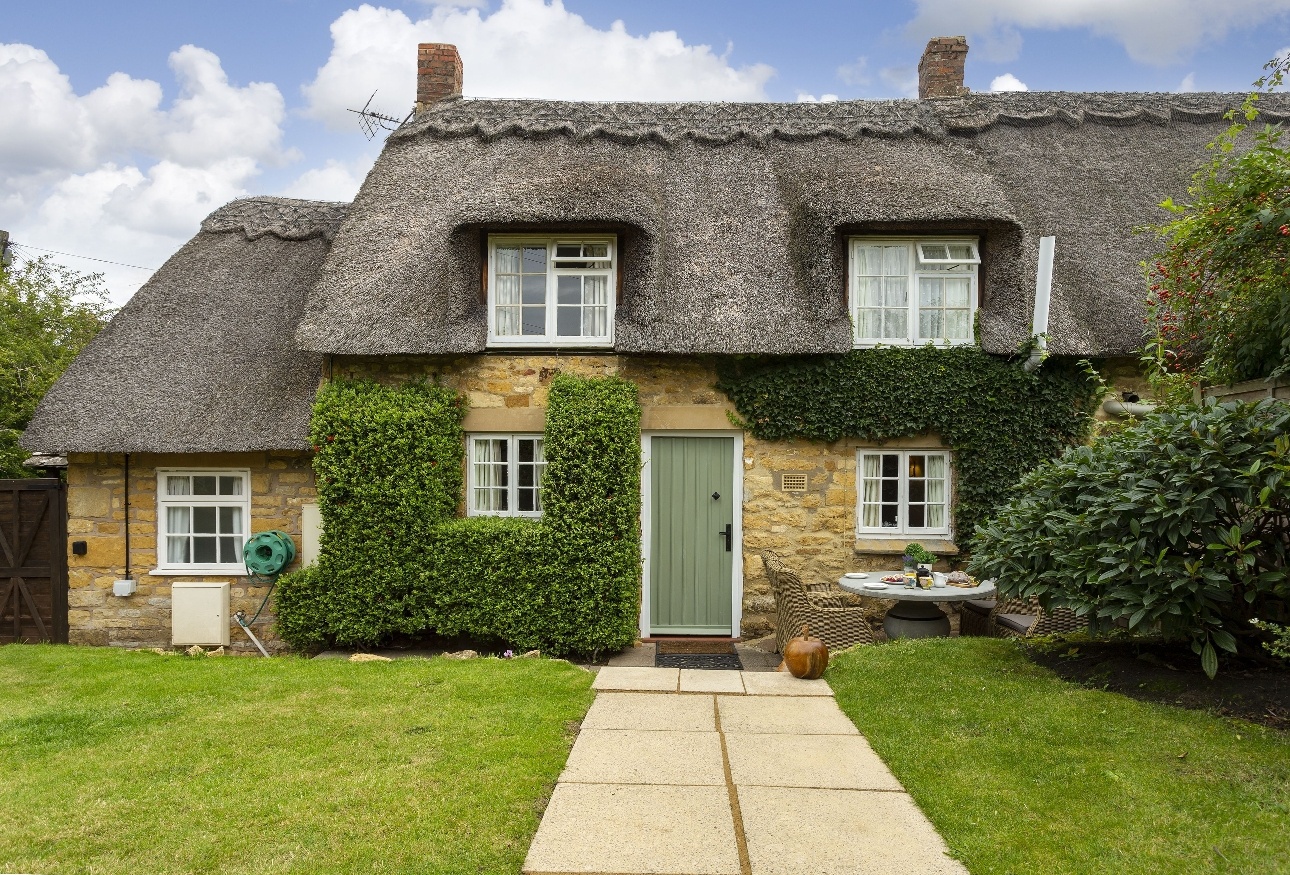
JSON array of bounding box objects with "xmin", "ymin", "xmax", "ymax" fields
[
  {"xmin": 592, "ymin": 666, "xmax": 680, "ymax": 692},
  {"xmin": 717, "ymin": 695, "xmax": 859, "ymax": 736},
  {"xmin": 523, "ymin": 783, "xmax": 742, "ymax": 875},
  {"xmin": 681, "ymin": 668, "xmax": 745, "ymax": 693},
  {"xmin": 739, "ymin": 671, "xmax": 833, "ymax": 696},
  {"xmin": 724, "ymin": 732, "xmax": 903, "ymax": 791},
  {"xmin": 737, "ymin": 786, "xmax": 969, "ymax": 875},
  {"xmin": 582, "ymin": 692, "xmax": 716, "ymax": 732},
  {"xmin": 561, "ymin": 729, "xmax": 726, "ymax": 786}
]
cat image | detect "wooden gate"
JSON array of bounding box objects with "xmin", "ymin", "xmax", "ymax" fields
[{"xmin": 0, "ymin": 479, "xmax": 68, "ymax": 644}]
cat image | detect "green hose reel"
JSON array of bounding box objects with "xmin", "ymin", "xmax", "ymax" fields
[{"xmin": 242, "ymin": 530, "xmax": 296, "ymax": 578}]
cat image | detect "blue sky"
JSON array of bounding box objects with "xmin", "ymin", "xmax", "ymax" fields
[{"xmin": 3, "ymin": 0, "xmax": 1289, "ymax": 302}]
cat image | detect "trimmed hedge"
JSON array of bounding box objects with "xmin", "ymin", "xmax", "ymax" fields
[{"xmin": 275, "ymin": 374, "xmax": 642, "ymax": 657}]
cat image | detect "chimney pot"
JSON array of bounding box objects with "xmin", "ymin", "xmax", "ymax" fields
[
  {"xmin": 417, "ymin": 43, "xmax": 463, "ymax": 110},
  {"xmin": 918, "ymin": 36, "xmax": 969, "ymax": 99}
]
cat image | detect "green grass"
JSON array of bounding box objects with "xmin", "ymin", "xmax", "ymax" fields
[
  {"xmin": 827, "ymin": 638, "xmax": 1290, "ymax": 875},
  {"xmin": 0, "ymin": 646, "xmax": 594, "ymax": 874}
]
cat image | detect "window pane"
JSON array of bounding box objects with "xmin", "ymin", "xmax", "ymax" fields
[
  {"xmin": 883, "ymin": 277, "xmax": 907, "ymax": 307},
  {"xmin": 909, "ymin": 480, "xmax": 925, "ymax": 502},
  {"xmin": 219, "ymin": 536, "xmax": 241, "ymax": 564},
  {"xmin": 859, "ymin": 309, "xmax": 882, "ymax": 338},
  {"xmin": 192, "ymin": 476, "xmax": 217, "ymax": 495},
  {"xmin": 521, "ymin": 307, "xmax": 545, "ymax": 335},
  {"xmin": 496, "ymin": 246, "xmax": 520, "ymax": 273},
  {"xmin": 193, "ymin": 507, "xmax": 217, "ymax": 534},
  {"xmin": 166, "ymin": 476, "xmax": 190, "ymax": 496},
  {"xmin": 521, "ymin": 246, "xmax": 547, "ymax": 271},
  {"xmin": 219, "ymin": 506, "xmax": 243, "ymax": 534},
  {"xmin": 494, "ymin": 275, "xmax": 520, "ymax": 306},
  {"xmin": 855, "ymin": 246, "xmax": 879, "ymax": 276},
  {"xmin": 881, "ymin": 480, "xmax": 898, "ymax": 503},
  {"xmin": 496, "ymin": 305, "xmax": 521, "ymax": 336},
  {"xmin": 920, "ymin": 278, "xmax": 942, "ymax": 307},
  {"xmin": 584, "ymin": 243, "xmax": 608, "ymax": 258},
  {"xmin": 167, "ymin": 536, "xmax": 190, "ymax": 564},
  {"xmin": 857, "ymin": 277, "xmax": 881, "ymax": 307},
  {"xmin": 883, "ymin": 310, "xmax": 907, "ymax": 340},
  {"xmin": 919, "ymin": 310, "xmax": 943, "ymax": 340},
  {"xmin": 880, "ymin": 504, "xmax": 898, "ymax": 527},
  {"xmin": 945, "ymin": 311, "xmax": 970, "ymax": 340},
  {"xmin": 944, "ymin": 278, "xmax": 970, "ymax": 308},
  {"xmin": 219, "ymin": 476, "xmax": 242, "ymax": 496},
  {"xmin": 557, "ymin": 275, "xmax": 581, "ymax": 305},
  {"xmin": 555, "ymin": 244, "xmax": 581, "ymax": 259},
  {"xmin": 556, "ymin": 306, "xmax": 581, "ymax": 337},
  {"xmin": 881, "ymin": 455, "xmax": 898, "ymax": 477},
  {"xmin": 909, "ymin": 505, "xmax": 926, "ymax": 527},
  {"xmin": 517, "ymin": 488, "xmax": 536, "ymax": 512},
  {"xmin": 518, "ymin": 439, "xmax": 535, "ymax": 463},
  {"xmin": 882, "ymin": 245, "xmax": 907, "ymax": 275},
  {"xmin": 947, "ymin": 243, "xmax": 974, "ymax": 261},
  {"xmin": 192, "ymin": 537, "xmax": 217, "ymax": 564},
  {"xmin": 909, "ymin": 455, "xmax": 925, "ymax": 477},
  {"xmin": 167, "ymin": 506, "xmax": 190, "ymax": 535},
  {"xmin": 521, "ymin": 274, "xmax": 546, "ymax": 305}
]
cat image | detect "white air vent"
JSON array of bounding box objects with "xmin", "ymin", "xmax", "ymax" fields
[
  {"xmin": 172, "ymin": 582, "xmax": 231, "ymax": 646},
  {"xmin": 781, "ymin": 474, "xmax": 808, "ymax": 492}
]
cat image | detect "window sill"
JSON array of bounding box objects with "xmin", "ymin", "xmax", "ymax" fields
[
  {"xmin": 852, "ymin": 341, "xmax": 976, "ymax": 350},
  {"xmin": 485, "ymin": 340, "xmax": 614, "ymax": 350},
  {"xmin": 149, "ymin": 567, "xmax": 248, "ymax": 577},
  {"xmin": 853, "ymin": 537, "xmax": 958, "ymax": 556}
]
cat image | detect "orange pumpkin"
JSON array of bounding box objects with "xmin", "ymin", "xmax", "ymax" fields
[{"xmin": 783, "ymin": 624, "xmax": 829, "ymax": 679}]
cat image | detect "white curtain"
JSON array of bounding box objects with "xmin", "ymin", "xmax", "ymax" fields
[
  {"xmin": 167, "ymin": 506, "xmax": 190, "ymax": 563},
  {"xmin": 166, "ymin": 476, "xmax": 190, "ymax": 496},
  {"xmin": 926, "ymin": 455, "xmax": 947, "ymax": 528},
  {"xmin": 473, "ymin": 439, "xmax": 507, "ymax": 512},
  {"xmin": 582, "ymin": 275, "xmax": 609, "ymax": 337},
  {"xmin": 861, "ymin": 454, "xmax": 882, "ymax": 528},
  {"xmin": 494, "ymin": 275, "xmax": 520, "ymax": 336}
]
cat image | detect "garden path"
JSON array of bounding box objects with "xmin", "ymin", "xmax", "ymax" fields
[{"xmin": 523, "ymin": 666, "xmax": 967, "ymax": 875}]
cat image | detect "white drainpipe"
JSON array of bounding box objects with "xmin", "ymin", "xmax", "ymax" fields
[{"xmin": 1023, "ymin": 236, "xmax": 1055, "ymax": 373}]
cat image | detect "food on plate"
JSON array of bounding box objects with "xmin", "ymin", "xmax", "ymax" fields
[
  {"xmin": 946, "ymin": 571, "xmax": 973, "ymax": 585},
  {"xmin": 881, "ymin": 574, "xmax": 904, "ymax": 583}
]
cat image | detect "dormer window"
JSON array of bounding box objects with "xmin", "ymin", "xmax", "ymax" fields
[
  {"xmin": 488, "ymin": 235, "xmax": 615, "ymax": 347},
  {"xmin": 849, "ymin": 237, "xmax": 979, "ymax": 346}
]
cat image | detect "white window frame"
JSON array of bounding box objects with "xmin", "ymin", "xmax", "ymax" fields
[
  {"xmin": 855, "ymin": 450, "xmax": 952, "ymax": 538},
  {"xmin": 466, "ymin": 434, "xmax": 546, "ymax": 518},
  {"xmin": 154, "ymin": 468, "xmax": 252, "ymax": 575},
  {"xmin": 848, "ymin": 236, "xmax": 979, "ymax": 348},
  {"xmin": 486, "ymin": 235, "xmax": 616, "ymax": 348}
]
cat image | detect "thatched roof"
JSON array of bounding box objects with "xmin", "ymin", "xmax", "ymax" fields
[
  {"xmin": 297, "ymin": 91, "xmax": 1288, "ymax": 357},
  {"xmin": 22, "ymin": 197, "xmax": 345, "ymax": 454}
]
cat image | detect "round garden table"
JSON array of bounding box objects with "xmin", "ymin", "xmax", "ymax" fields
[{"xmin": 837, "ymin": 574, "xmax": 997, "ymax": 639}]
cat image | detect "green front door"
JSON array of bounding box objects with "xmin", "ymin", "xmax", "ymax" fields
[{"xmin": 650, "ymin": 436, "xmax": 735, "ymax": 635}]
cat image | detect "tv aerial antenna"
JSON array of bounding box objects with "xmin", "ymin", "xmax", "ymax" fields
[{"xmin": 347, "ymin": 91, "xmax": 412, "ymax": 140}]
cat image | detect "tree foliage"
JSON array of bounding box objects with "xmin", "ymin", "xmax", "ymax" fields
[
  {"xmin": 0, "ymin": 255, "xmax": 114, "ymax": 475},
  {"xmin": 1144, "ymin": 56, "xmax": 1290, "ymax": 400},
  {"xmin": 969, "ymin": 400, "xmax": 1290, "ymax": 676}
]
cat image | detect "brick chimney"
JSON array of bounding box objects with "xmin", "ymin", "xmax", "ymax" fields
[
  {"xmin": 918, "ymin": 36, "xmax": 969, "ymax": 99},
  {"xmin": 417, "ymin": 43, "xmax": 463, "ymax": 109}
]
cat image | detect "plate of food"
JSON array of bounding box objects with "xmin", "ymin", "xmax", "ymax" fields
[{"xmin": 881, "ymin": 574, "xmax": 904, "ymax": 584}]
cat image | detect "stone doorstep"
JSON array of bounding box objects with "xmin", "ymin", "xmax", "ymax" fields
[{"xmin": 592, "ymin": 666, "xmax": 833, "ymax": 696}]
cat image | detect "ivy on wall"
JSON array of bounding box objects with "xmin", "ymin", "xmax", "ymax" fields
[
  {"xmin": 715, "ymin": 347, "xmax": 1105, "ymax": 544},
  {"xmin": 275, "ymin": 374, "xmax": 642, "ymax": 657}
]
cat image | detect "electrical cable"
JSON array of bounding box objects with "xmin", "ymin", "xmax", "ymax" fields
[{"xmin": 10, "ymin": 243, "xmax": 156, "ymax": 272}]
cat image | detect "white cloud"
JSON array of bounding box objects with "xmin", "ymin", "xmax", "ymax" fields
[
  {"xmin": 0, "ymin": 42, "xmax": 293, "ymax": 304},
  {"xmin": 989, "ymin": 73, "xmax": 1028, "ymax": 92},
  {"xmin": 1176, "ymin": 72, "xmax": 1197, "ymax": 93},
  {"xmin": 277, "ymin": 155, "xmax": 377, "ymax": 202},
  {"xmin": 880, "ymin": 65, "xmax": 919, "ymax": 98},
  {"xmin": 796, "ymin": 93, "xmax": 839, "ymax": 103},
  {"xmin": 836, "ymin": 57, "xmax": 870, "ymax": 87},
  {"xmin": 303, "ymin": 0, "xmax": 776, "ymax": 129},
  {"xmin": 907, "ymin": 0, "xmax": 1290, "ymax": 64}
]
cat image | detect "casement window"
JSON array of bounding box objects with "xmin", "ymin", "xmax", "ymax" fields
[
  {"xmin": 468, "ymin": 435, "xmax": 546, "ymax": 517},
  {"xmin": 856, "ymin": 451, "xmax": 951, "ymax": 537},
  {"xmin": 487, "ymin": 236, "xmax": 615, "ymax": 347},
  {"xmin": 850, "ymin": 238, "xmax": 979, "ymax": 346},
  {"xmin": 156, "ymin": 470, "xmax": 250, "ymax": 573}
]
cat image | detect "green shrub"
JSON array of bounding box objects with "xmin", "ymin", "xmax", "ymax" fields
[
  {"xmin": 968, "ymin": 400, "xmax": 1290, "ymax": 676},
  {"xmin": 275, "ymin": 374, "xmax": 642, "ymax": 657},
  {"xmin": 716, "ymin": 347, "xmax": 1104, "ymax": 542}
]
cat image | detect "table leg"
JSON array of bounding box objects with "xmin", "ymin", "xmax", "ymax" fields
[{"xmin": 883, "ymin": 600, "xmax": 952, "ymax": 639}]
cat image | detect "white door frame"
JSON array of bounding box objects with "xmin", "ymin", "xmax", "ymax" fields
[{"xmin": 639, "ymin": 430, "xmax": 744, "ymax": 638}]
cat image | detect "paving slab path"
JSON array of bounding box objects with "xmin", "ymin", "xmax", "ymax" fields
[{"xmin": 524, "ymin": 666, "xmax": 968, "ymax": 875}]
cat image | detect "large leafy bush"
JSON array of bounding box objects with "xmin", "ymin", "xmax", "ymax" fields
[
  {"xmin": 275, "ymin": 373, "xmax": 641, "ymax": 657},
  {"xmin": 969, "ymin": 400, "xmax": 1290, "ymax": 675}
]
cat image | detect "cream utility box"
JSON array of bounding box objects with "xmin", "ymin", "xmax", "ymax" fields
[{"xmin": 171, "ymin": 582, "xmax": 231, "ymax": 646}]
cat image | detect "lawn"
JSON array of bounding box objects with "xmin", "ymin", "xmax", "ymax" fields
[
  {"xmin": 0, "ymin": 646, "xmax": 594, "ymax": 875},
  {"xmin": 828, "ymin": 637, "xmax": 1290, "ymax": 875}
]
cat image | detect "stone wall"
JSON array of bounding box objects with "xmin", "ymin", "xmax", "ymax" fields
[
  {"xmin": 333, "ymin": 353, "xmax": 948, "ymax": 639},
  {"xmin": 65, "ymin": 451, "xmax": 315, "ymax": 652}
]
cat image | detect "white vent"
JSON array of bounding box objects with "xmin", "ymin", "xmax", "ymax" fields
[
  {"xmin": 172, "ymin": 582, "xmax": 231, "ymax": 646},
  {"xmin": 781, "ymin": 474, "xmax": 808, "ymax": 492}
]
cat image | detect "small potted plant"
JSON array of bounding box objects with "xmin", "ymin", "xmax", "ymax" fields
[{"xmin": 904, "ymin": 543, "xmax": 936, "ymax": 574}]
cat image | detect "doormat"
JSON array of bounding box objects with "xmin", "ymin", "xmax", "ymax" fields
[
  {"xmin": 656, "ymin": 652, "xmax": 744, "ymax": 671},
  {"xmin": 656, "ymin": 640, "xmax": 736, "ymax": 655}
]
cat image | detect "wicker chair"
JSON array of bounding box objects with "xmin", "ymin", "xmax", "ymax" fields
[
  {"xmin": 760, "ymin": 550, "xmax": 875, "ymax": 654},
  {"xmin": 989, "ymin": 594, "xmax": 1084, "ymax": 638}
]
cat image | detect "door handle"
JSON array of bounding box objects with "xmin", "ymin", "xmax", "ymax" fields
[{"xmin": 719, "ymin": 523, "xmax": 732, "ymax": 552}]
